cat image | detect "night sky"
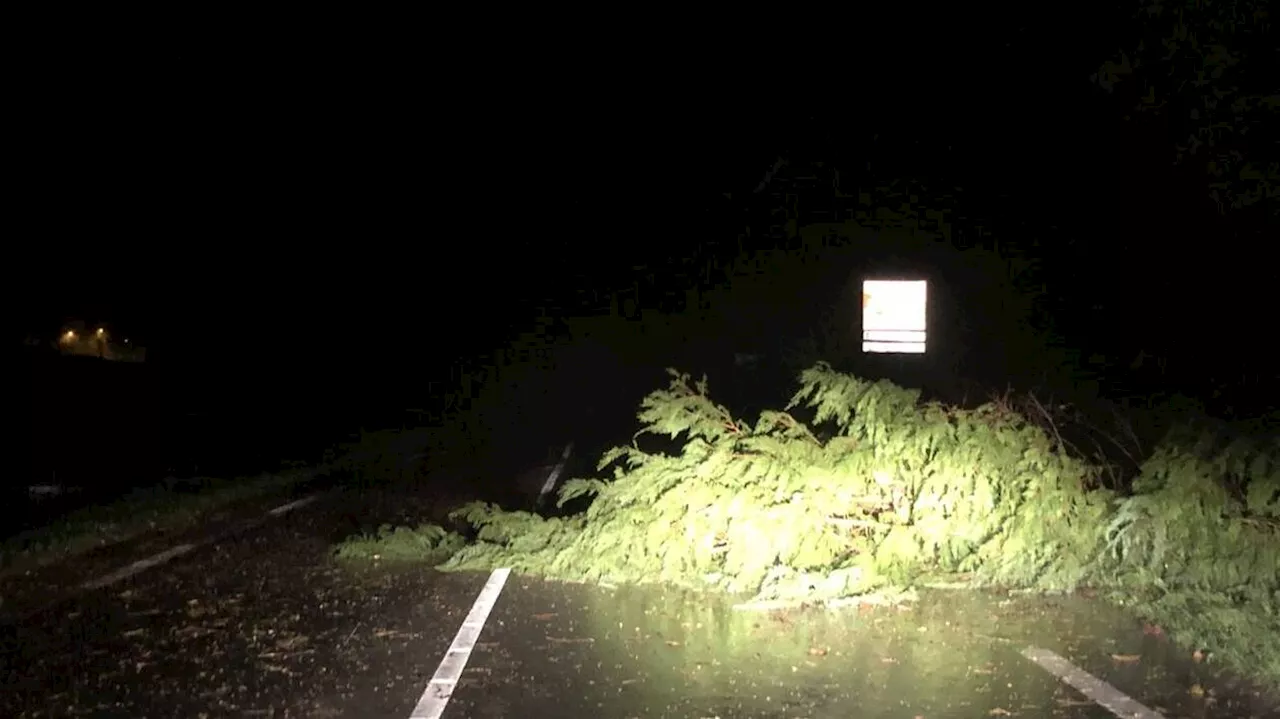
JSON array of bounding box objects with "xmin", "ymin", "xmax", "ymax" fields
[{"xmin": 13, "ymin": 13, "xmax": 1275, "ymax": 429}]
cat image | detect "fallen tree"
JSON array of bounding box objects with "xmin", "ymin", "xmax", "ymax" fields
[
  {"xmin": 436, "ymin": 363, "xmax": 1111, "ymax": 601},
  {"xmin": 338, "ymin": 362, "xmax": 1280, "ymax": 685}
]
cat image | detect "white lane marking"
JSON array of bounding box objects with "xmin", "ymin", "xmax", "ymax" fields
[
  {"xmin": 1023, "ymin": 647, "xmax": 1165, "ymax": 719},
  {"xmin": 409, "ymin": 568, "xmax": 511, "ymax": 719},
  {"xmin": 78, "ymin": 492, "xmax": 322, "ymax": 591},
  {"xmin": 268, "ymin": 494, "xmax": 319, "ymax": 516},
  {"xmin": 81, "ymin": 543, "xmax": 199, "ymax": 590}
]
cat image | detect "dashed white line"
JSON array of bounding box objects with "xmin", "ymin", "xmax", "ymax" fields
[
  {"xmin": 1023, "ymin": 647, "xmax": 1166, "ymax": 719},
  {"xmin": 409, "ymin": 567, "xmax": 511, "ymax": 719},
  {"xmin": 268, "ymin": 495, "xmax": 319, "ymax": 516},
  {"xmin": 78, "ymin": 492, "xmax": 322, "ymax": 591},
  {"xmin": 81, "ymin": 543, "xmax": 199, "ymax": 590}
]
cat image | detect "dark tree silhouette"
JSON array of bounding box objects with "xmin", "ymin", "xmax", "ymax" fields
[{"xmin": 1092, "ymin": 0, "xmax": 1277, "ymax": 218}]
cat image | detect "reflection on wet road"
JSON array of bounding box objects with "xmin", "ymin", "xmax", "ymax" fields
[{"xmin": 440, "ymin": 577, "xmax": 1279, "ymax": 718}]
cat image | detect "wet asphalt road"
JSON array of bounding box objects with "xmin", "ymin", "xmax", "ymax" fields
[
  {"xmin": 0, "ymin": 485, "xmax": 489, "ymax": 718},
  {"xmin": 445, "ymin": 578, "xmax": 1280, "ymax": 719},
  {"xmin": 2, "ymin": 483, "xmax": 1278, "ymax": 719}
]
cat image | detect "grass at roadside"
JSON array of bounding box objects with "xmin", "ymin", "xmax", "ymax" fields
[{"xmin": 0, "ymin": 470, "xmax": 311, "ymax": 580}]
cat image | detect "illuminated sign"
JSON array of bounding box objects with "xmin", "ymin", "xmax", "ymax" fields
[{"xmin": 861, "ymin": 279, "xmax": 927, "ymax": 353}]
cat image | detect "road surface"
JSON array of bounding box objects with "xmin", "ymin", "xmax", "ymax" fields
[{"xmin": 2, "ymin": 481, "xmax": 1277, "ymax": 718}]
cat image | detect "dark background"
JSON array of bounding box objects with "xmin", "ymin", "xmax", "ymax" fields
[{"xmin": 9, "ymin": 11, "xmax": 1275, "ymax": 508}]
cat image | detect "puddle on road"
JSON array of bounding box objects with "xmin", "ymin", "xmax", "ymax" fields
[{"xmin": 453, "ymin": 579, "xmax": 1280, "ymax": 718}]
